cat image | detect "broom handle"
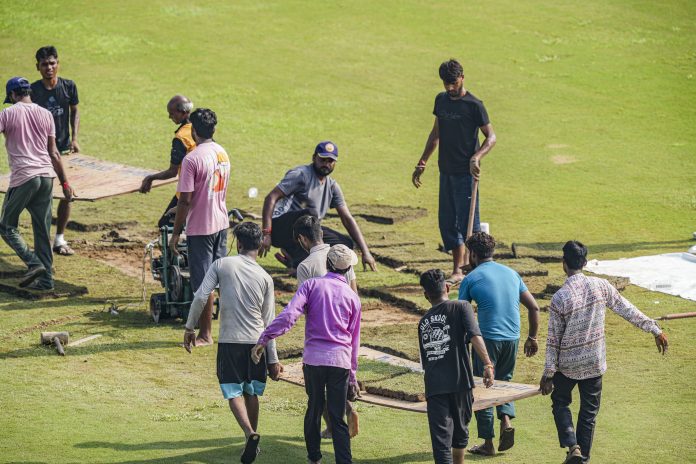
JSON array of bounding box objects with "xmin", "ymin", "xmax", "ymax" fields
[{"xmin": 463, "ymin": 178, "xmax": 479, "ymax": 267}]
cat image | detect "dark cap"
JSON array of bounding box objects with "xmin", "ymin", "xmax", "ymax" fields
[
  {"xmin": 4, "ymin": 77, "xmax": 31, "ymax": 104},
  {"xmin": 314, "ymin": 141, "xmax": 338, "ymax": 160}
]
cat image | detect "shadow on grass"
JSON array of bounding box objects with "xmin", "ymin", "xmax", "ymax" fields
[
  {"xmin": 515, "ymin": 239, "xmax": 692, "ymax": 255},
  {"xmin": 71, "ymin": 435, "xmax": 435, "ymax": 464}
]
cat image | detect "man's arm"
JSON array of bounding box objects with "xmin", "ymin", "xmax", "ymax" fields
[
  {"xmin": 540, "ymin": 297, "xmax": 565, "ymax": 393},
  {"xmin": 183, "ymin": 262, "xmax": 219, "ymax": 352},
  {"xmin": 335, "ymin": 204, "xmax": 377, "ymax": 271},
  {"xmin": 470, "ymin": 335, "xmax": 494, "ymax": 387},
  {"xmin": 469, "ymin": 123, "xmax": 496, "ymax": 180},
  {"xmin": 140, "ymin": 163, "xmax": 179, "ymax": 193},
  {"xmin": 520, "ymin": 290, "xmax": 540, "ymax": 357},
  {"xmin": 605, "ymin": 281, "xmax": 668, "ymax": 354},
  {"xmin": 259, "ymin": 186, "xmax": 286, "ymax": 257},
  {"xmin": 168, "ymin": 191, "xmax": 191, "ymax": 255},
  {"xmin": 262, "ymin": 278, "xmax": 279, "ymax": 365},
  {"xmin": 412, "ymin": 118, "xmax": 439, "ymax": 188},
  {"xmin": 348, "ymin": 298, "xmax": 361, "ymax": 386},
  {"xmin": 48, "ymin": 136, "xmax": 74, "ymax": 201},
  {"xmin": 69, "ymin": 104, "xmax": 80, "ymax": 153}
]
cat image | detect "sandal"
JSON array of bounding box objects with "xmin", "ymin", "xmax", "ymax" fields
[
  {"xmin": 498, "ymin": 427, "xmax": 515, "ymax": 451},
  {"xmin": 53, "ymin": 244, "xmax": 75, "ymax": 256},
  {"xmin": 467, "ymin": 444, "xmax": 495, "ymax": 456},
  {"xmin": 241, "ymin": 433, "xmax": 260, "ymax": 464}
]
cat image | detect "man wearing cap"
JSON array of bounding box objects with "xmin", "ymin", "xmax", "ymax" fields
[
  {"xmin": 259, "ymin": 141, "xmax": 377, "ymax": 273},
  {"xmin": 252, "ymin": 244, "xmax": 362, "ymax": 464},
  {"xmin": 30, "ymin": 46, "xmax": 80, "ymax": 256},
  {"xmin": 0, "ymin": 77, "xmax": 75, "ymax": 290},
  {"xmin": 139, "ymin": 95, "xmax": 196, "ymax": 228}
]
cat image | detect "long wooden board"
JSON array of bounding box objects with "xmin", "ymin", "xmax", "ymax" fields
[
  {"xmin": 0, "ymin": 154, "xmax": 176, "ymax": 201},
  {"xmin": 280, "ymin": 347, "xmax": 540, "ymax": 413}
]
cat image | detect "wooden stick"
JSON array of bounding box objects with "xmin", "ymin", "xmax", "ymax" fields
[
  {"xmin": 53, "ymin": 337, "xmax": 65, "ymax": 356},
  {"xmin": 67, "ymin": 334, "xmax": 102, "ymax": 347},
  {"xmin": 463, "ymin": 178, "xmax": 480, "ymax": 267},
  {"xmin": 656, "ymin": 312, "xmax": 696, "ymax": 321}
]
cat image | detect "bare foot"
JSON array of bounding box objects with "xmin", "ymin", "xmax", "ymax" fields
[
  {"xmin": 195, "ymin": 336, "xmax": 213, "ymax": 347},
  {"xmin": 446, "ymin": 272, "xmax": 464, "ymax": 285}
]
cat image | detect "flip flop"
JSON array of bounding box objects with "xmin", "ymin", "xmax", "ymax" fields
[
  {"xmin": 241, "ymin": 433, "xmax": 260, "ymax": 464},
  {"xmin": 467, "ymin": 444, "xmax": 495, "ymax": 456},
  {"xmin": 53, "ymin": 244, "xmax": 75, "ymax": 256},
  {"xmin": 498, "ymin": 427, "xmax": 515, "ymax": 451},
  {"xmin": 274, "ymin": 252, "xmax": 290, "ymax": 268}
]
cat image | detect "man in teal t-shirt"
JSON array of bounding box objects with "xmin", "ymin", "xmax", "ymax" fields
[{"xmin": 458, "ymin": 232, "xmax": 541, "ymax": 457}]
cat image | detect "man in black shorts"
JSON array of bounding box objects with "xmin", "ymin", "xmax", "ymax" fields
[
  {"xmin": 412, "ymin": 59, "xmax": 497, "ymax": 283},
  {"xmin": 31, "ymin": 46, "xmax": 80, "ymax": 256},
  {"xmin": 418, "ymin": 269, "xmax": 495, "ymax": 464}
]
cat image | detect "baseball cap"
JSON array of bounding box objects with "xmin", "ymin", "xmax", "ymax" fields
[
  {"xmin": 4, "ymin": 77, "xmax": 31, "ymax": 104},
  {"xmin": 314, "ymin": 141, "xmax": 338, "ymax": 160},
  {"xmin": 327, "ymin": 244, "xmax": 358, "ymax": 271}
]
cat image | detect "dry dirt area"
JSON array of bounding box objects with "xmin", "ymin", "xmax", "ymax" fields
[{"xmin": 551, "ymin": 155, "xmax": 578, "ymax": 164}]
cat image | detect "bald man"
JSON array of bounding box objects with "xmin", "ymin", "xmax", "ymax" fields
[{"xmin": 140, "ymin": 95, "xmax": 196, "ymax": 228}]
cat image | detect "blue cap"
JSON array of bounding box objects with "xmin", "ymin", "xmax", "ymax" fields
[
  {"xmin": 4, "ymin": 77, "xmax": 31, "ymax": 104},
  {"xmin": 314, "ymin": 141, "xmax": 338, "ymax": 160}
]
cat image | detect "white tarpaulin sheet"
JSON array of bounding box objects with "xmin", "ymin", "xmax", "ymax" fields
[{"xmin": 586, "ymin": 253, "xmax": 696, "ymax": 302}]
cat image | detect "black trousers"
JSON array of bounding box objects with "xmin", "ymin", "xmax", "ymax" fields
[
  {"xmin": 426, "ymin": 390, "xmax": 474, "ymax": 464},
  {"xmin": 271, "ymin": 209, "xmax": 353, "ymax": 268},
  {"xmin": 303, "ymin": 364, "xmax": 351, "ymax": 464},
  {"xmin": 551, "ymin": 372, "xmax": 602, "ymax": 462},
  {"xmin": 157, "ymin": 195, "xmax": 178, "ymax": 228}
]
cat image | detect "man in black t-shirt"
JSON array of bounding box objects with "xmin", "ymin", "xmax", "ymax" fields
[
  {"xmin": 31, "ymin": 46, "xmax": 80, "ymax": 256},
  {"xmin": 418, "ymin": 269, "xmax": 495, "ymax": 464},
  {"xmin": 412, "ymin": 59, "xmax": 497, "ymax": 284}
]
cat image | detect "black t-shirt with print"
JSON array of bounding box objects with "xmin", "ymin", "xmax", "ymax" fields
[
  {"xmin": 31, "ymin": 77, "xmax": 79, "ymax": 152},
  {"xmin": 432, "ymin": 91, "xmax": 490, "ymax": 175},
  {"xmin": 418, "ymin": 299, "xmax": 481, "ymax": 397}
]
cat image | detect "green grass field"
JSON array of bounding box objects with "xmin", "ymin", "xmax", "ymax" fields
[{"xmin": 1, "ymin": 1, "xmax": 695, "ymax": 463}]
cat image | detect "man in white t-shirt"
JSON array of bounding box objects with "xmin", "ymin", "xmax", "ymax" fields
[{"xmin": 292, "ymin": 214, "xmax": 360, "ymax": 439}]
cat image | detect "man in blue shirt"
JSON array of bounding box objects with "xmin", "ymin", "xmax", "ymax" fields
[{"xmin": 458, "ymin": 232, "xmax": 540, "ymax": 456}]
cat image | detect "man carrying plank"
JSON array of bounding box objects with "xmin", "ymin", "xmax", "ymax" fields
[
  {"xmin": 183, "ymin": 222, "xmax": 281, "ymax": 464},
  {"xmin": 540, "ymin": 241, "xmax": 669, "ymax": 464},
  {"xmin": 0, "ymin": 77, "xmax": 75, "ymax": 290},
  {"xmin": 252, "ymin": 245, "xmax": 361, "ymax": 464},
  {"xmin": 419, "ymin": 269, "xmax": 494, "ymax": 464},
  {"xmin": 412, "ymin": 59, "xmax": 496, "ymax": 283},
  {"xmin": 458, "ymin": 232, "xmax": 541, "ymax": 456}
]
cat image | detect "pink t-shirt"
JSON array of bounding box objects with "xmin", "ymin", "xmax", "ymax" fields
[
  {"xmin": 0, "ymin": 102, "xmax": 56, "ymax": 188},
  {"xmin": 177, "ymin": 141, "xmax": 230, "ymax": 236}
]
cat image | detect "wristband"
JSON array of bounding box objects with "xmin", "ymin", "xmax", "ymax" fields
[
  {"xmin": 262, "ymin": 227, "xmax": 272, "ymax": 236},
  {"xmin": 527, "ymin": 335, "xmax": 538, "ymax": 341},
  {"xmin": 484, "ymin": 364, "xmax": 494, "ymax": 370},
  {"xmin": 62, "ymin": 181, "xmax": 70, "ymax": 190},
  {"xmin": 416, "ymin": 160, "xmax": 427, "ymax": 168}
]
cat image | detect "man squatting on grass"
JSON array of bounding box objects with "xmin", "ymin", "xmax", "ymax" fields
[
  {"xmin": 540, "ymin": 241, "xmax": 669, "ymax": 464},
  {"xmin": 0, "ymin": 77, "xmax": 75, "ymax": 290},
  {"xmin": 252, "ymin": 245, "xmax": 361, "ymax": 464},
  {"xmin": 292, "ymin": 215, "xmax": 360, "ymax": 438},
  {"xmin": 458, "ymin": 232, "xmax": 540, "ymax": 456},
  {"xmin": 259, "ymin": 140, "xmax": 377, "ymax": 274},
  {"xmin": 183, "ymin": 222, "xmax": 282, "ymax": 464},
  {"xmin": 418, "ymin": 269, "xmax": 495, "ymax": 464},
  {"xmin": 139, "ymin": 95, "xmax": 197, "ymax": 228},
  {"xmin": 169, "ymin": 108, "xmax": 230, "ymax": 346},
  {"xmin": 31, "ymin": 46, "xmax": 80, "ymax": 256},
  {"xmin": 412, "ymin": 59, "xmax": 496, "ymax": 284}
]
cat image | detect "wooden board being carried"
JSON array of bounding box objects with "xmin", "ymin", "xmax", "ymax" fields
[
  {"xmin": 280, "ymin": 347, "xmax": 540, "ymax": 413},
  {"xmin": 0, "ymin": 154, "xmax": 176, "ymax": 201}
]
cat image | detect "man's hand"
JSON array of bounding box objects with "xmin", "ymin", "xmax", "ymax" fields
[
  {"xmin": 251, "ymin": 343, "xmax": 265, "ymax": 364},
  {"xmin": 412, "ymin": 165, "xmax": 425, "ymax": 188},
  {"xmin": 183, "ymin": 329, "xmax": 196, "ymax": 353},
  {"xmin": 268, "ymin": 362, "xmax": 284, "ymax": 381},
  {"xmin": 259, "ymin": 234, "xmax": 272, "ymax": 257},
  {"xmin": 655, "ymin": 333, "xmax": 668, "ymax": 355},
  {"xmin": 62, "ymin": 184, "xmax": 76, "ymax": 202},
  {"xmin": 482, "ymin": 365, "xmax": 495, "ymax": 388},
  {"xmin": 362, "ymin": 251, "xmax": 377, "ymax": 272},
  {"xmin": 469, "ymin": 157, "xmax": 481, "ymax": 180},
  {"xmin": 524, "ymin": 337, "xmax": 539, "ymax": 357},
  {"xmin": 140, "ymin": 176, "xmax": 153, "ymax": 194},
  {"xmin": 540, "ymin": 376, "xmax": 554, "ymax": 395},
  {"xmin": 168, "ymin": 233, "xmax": 180, "ymax": 257},
  {"xmin": 347, "ymin": 383, "xmax": 360, "ymax": 402},
  {"xmin": 69, "ymin": 140, "xmax": 81, "ymax": 153}
]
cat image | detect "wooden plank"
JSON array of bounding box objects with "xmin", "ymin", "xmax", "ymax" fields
[
  {"xmin": 280, "ymin": 349, "xmax": 541, "ymax": 413},
  {"xmin": 0, "ymin": 154, "xmax": 176, "ymax": 202},
  {"xmin": 67, "ymin": 334, "xmax": 103, "ymax": 347}
]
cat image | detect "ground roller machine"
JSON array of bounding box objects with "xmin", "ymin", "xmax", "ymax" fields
[{"xmin": 148, "ymin": 209, "xmax": 243, "ymax": 323}]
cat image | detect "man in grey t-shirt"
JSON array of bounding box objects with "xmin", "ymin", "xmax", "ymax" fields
[
  {"xmin": 183, "ymin": 222, "xmax": 282, "ymax": 463},
  {"xmin": 260, "ymin": 141, "xmax": 377, "ymax": 272}
]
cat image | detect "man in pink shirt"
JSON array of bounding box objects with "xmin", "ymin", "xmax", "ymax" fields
[
  {"xmin": 168, "ymin": 108, "xmax": 229, "ymax": 345},
  {"xmin": 252, "ymin": 244, "xmax": 361, "ymax": 464},
  {"xmin": 0, "ymin": 77, "xmax": 74, "ymax": 290}
]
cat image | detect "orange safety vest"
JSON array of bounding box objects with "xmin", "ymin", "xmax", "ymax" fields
[{"xmin": 175, "ymin": 123, "xmax": 196, "ymax": 197}]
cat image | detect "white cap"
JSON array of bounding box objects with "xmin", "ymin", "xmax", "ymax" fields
[{"xmin": 327, "ymin": 244, "xmax": 358, "ymax": 271}]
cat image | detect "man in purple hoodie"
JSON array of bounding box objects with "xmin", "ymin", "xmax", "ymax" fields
[{"xmin": 252, "ymin": 244, "xmax": 361, "ymax": 464}]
